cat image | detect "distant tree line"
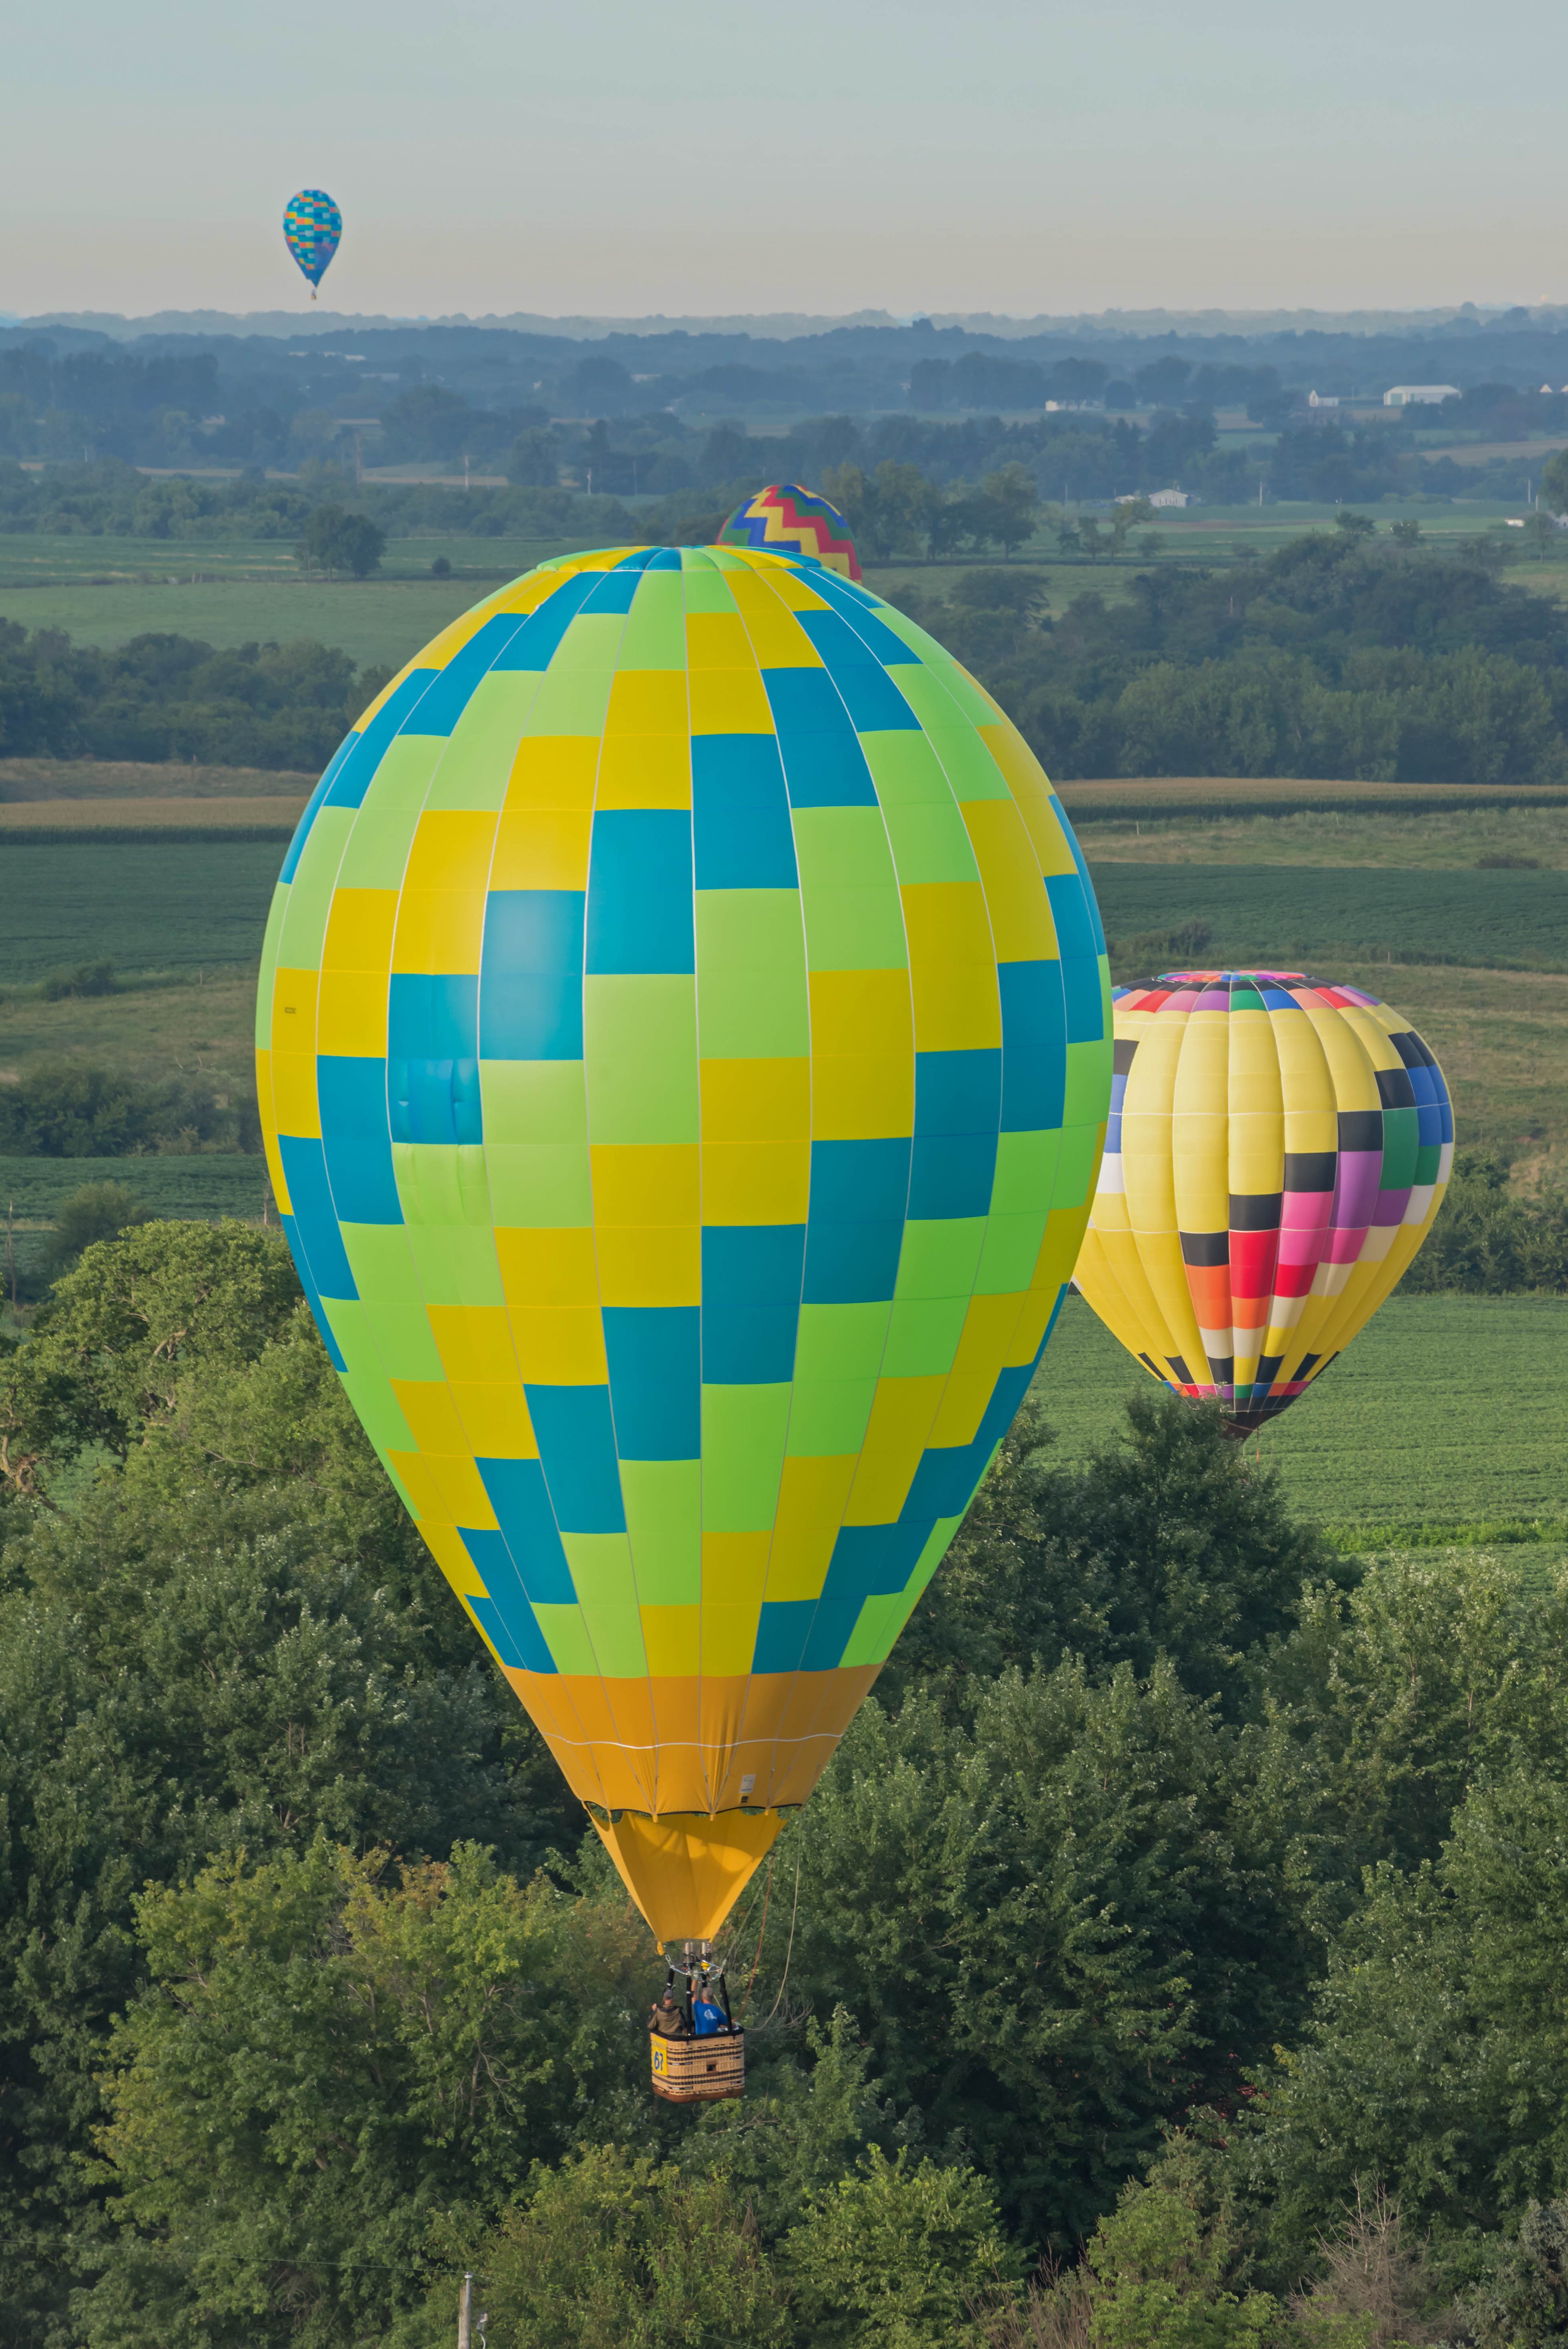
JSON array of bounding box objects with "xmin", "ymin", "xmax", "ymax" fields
[
  {"xmin": 5, "ymin": 315, "xmax": 1568, "ymax": 468},
  {"xmin": 0, "ymin": 1059, "xmax": 257, "ymax": 1160},
  {"xmin": 0, "ymin": 616, "xmax": 371, "ymax": 766},
  {"xmin": 906, "ymin": 531, "xmax": 1568, "ymax": 785}
]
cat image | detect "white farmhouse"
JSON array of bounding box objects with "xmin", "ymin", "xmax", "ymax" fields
[
  {"xmin": 1112, "ymin": 488, "xmax": 1195, "ymax": 509},
  {"xmin": 1383, "ymin": 385, "xmax": 1460, "ymax": 407}
]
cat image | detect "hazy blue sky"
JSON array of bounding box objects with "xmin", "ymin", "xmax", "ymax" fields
[{"xmin": 6, "ymin": 0, "xmax": 1565, "ymax": 319}]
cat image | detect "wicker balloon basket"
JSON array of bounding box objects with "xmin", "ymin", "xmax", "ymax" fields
[{"xmin": 649, "ymin": 2029, "xmax": 746, "ymax": 2102}]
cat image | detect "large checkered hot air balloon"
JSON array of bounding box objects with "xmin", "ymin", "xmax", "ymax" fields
[
  {"xmin": 1072, "ymin": 969, "xmax": 1453, "ymax": 1434},
  {"xmin": 256, "ymin": 544, "xmax": 1111, "ymax": 1950}
]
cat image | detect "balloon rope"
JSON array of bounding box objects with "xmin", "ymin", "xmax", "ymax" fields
[
  {"xmin": 721, "ymin": 1859, "xmax": 770, "ymax": 1985},
  {"xmin": 762, "ymin": 1852, "xmax": 802, "ymax": 2025},
  {"xmin": 737, "ymin": 1850, "xmax": 775, "ymax": 2019}
]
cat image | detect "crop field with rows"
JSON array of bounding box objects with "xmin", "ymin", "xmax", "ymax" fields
[
  {"xmin": 1035, "ymin": 1293, "xmax": 1568, "ymax": 1543},
  {"xmin": 0, "ymin": 839, "xmax": 281, "ymax": 985},
  {"xmin": 1091, "ymin": 862, "xmax": 1568, "ymax": 972}
]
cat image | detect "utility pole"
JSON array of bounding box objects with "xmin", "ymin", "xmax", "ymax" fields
[{"xmin": 458, "ymin": 2271, "xmax": 472, "ymax": 2349}]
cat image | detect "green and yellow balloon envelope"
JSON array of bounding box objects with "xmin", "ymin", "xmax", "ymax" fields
[{"xmin": 256, "ymin": 545, "xmax": 1111, "ymax": 1942}]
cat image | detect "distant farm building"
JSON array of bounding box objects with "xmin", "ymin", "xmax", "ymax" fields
[
  {"xmin": 1307, "ymin": 390, "xmax": 1340, "ymax": 408},
  {"xmin": 1113, "ymin": 488, "xmax": 1193, "ymax": 509},
  {"xmin": 1383, "ymin": 384, "xmax": 1461, "ymax": 407}
]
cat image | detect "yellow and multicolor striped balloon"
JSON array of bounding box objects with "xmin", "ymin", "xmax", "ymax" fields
[
  {"xmin": 256, "ymin": 544, "xmax": 1110, "ymax": 1940},
  {"xmin": 1073, "ymin": 969, "xmax": 1453, "ymax": 1433}
]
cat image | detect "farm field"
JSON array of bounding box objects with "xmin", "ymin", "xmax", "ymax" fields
[
  {"xmin": 1059, "ymin": 776, "xmax": 1568, "ymax": 821},
  {"xmin": 1092, "ymin": 862, "xmax": 1568, "ymax": 971},
  {"xmin": 1082, "ymin": 803, "xmax": 1568, "ymax": 868},
  {"xmin": 0, "ymin": 798, "xmax": 302, "ymax": 837},
  {"xmin": 0, "ymin": 758, "xmax": 312, "ymax": 800},
  {"xmin": 1033, "ymin": 1293, "xmax": 1568, "ymax": 1542},
  {"xmin": 0, "ymin": 574, "xmax": 491, "ymax": 671},
  {"xmin": 0, "ymin": 970, "xmax": 256, "ymax": 1083},
  {"xmin": 0, "ymin": 839, "xmax": 280, "ymax": 985},
  {"xmin": 0, "ymin": 531, "xmax": 580, "ymax": 589}
]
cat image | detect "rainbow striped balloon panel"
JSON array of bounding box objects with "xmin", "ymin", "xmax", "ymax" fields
[
  {"xmin": 256, "ymin": 545, "xmax": 1110, "ymax": 1818},
  {"xmin": 1074, "ymin": 969, "xmax": 1453, "ymax": 1432},
  {"xmin": 717, "ymin": 485, "xmax": 863, "ymax": 580}
]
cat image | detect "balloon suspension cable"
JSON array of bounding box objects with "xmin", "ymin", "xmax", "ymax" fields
[
  {"xmin": 737, "ymin": 1849, "xmax": 776, "ymax": 2020},
  {"xmin": 721, "ymin": 1864, "xmax": 770, "ymax": 1986},
  {"xmin": 761, "ymin": 1850, "xmax": 802, "ymax": 2025}
]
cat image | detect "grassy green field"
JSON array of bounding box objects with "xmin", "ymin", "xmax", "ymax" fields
[
  {"xmin": 1093, "ymin": 863, "xmax": 1568, "ymax": 971},
  {"xmin": 0, "ymin": 797, "xmax": 302, "ymax": 837},
  {"xmin": 1084, "ymin": 803, "xmax": 1568, "ymax": 869},
  {"xmin": 0, "ymin": 840, "xmax": 279, "ymax": 985},
  {"xmin": 0, "ymin": 532, "xmax": 579, "ymax": 589},
  {"xmin": 1033, "ymin": 1293, "xmax": 1568, "ymax": 1543},
  {"xmin": 0, "ymin": 575, "xmax": 492, "ymax": 671},
  {"xmin": 0, "ymin": 969, "xmax": 256, "ymax": 1084},
  {"xmin": 0, "ymin": 758, "xmax": 312, "ymax": 801},
  {"xmin": 1060, "ymin": 777, "xmax": 1568, "ymax": 820}
]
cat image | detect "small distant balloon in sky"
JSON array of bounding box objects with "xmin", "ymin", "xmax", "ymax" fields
[{"xmin": 283, "ymin": 191, "xmax": 342, "ymax": 299}]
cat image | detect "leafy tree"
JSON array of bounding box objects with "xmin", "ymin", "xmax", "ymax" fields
[
  {"xmin": 1238, "ymin": 1771, "xmax": 1568, "ymax": 2270},
  {"xmin": 1519, "ymin": 511, "xmax": 1560, "ymax": 561},
  {"xmin": 1400, "ymin": 1148, "xmax": 1568, "ymax": 1293},
  {"xmin": 889, "ymin": 1388, "xmax": 1332, "ymax": 1708},
  {"xmin": 297, "ymin": 503, "xmax": 385, "ymax": 578},
  {"xmin": 982, "ymin": 462, "xmax": 1041, "ymax": 556},
  {"xmin": 1541, "ymin": 447, "xmax": 1568, "ymax": 516},
  {"xmin": 1263, "ymin": 1546, "xmax": 1568, "ymax": 1902},
  {"xmin": 1465, "ymin": 2198, "xmax": 1568, "ymax": 2345},
  {"xmin": 41, "ymin": 1179, "xmax": 152, "ymax": 1275},
  {"xmin": 1085, "ymin": 2138, "xmax": 1276, "ymax": 2348},
  {"xmin": 508, "ymin": 425, "xmax": 562, "ymax": 488},
  {"xmin": 1110, "ymin": 495, "xmax": 1155, "ymax": 552},
  {"xmin": 426, "ymin": 2146, "xmax": 785, "ymax": 2349},
  {"xmin": 1334, "ymin": 510, "xmax": 1376, "ymax": 536},
  {"xmin": 773, "ymin": 1659, "xmax": 1314, "ymax": 2244},
  {"xmin": 1, "ymin": 1219, "xmax": 304, "ymax": 1484},
  {"xmin": 0, "ymin": 1508, "xmax": 573, "ymax": 2345},
  {"xmin": 786, "ymin": 2148, "xmax": 1013, "ymax": 2349},
  {"xmin": 38, "ymin": 957, "xmax": 116, "ymax": 1002},
  {"xmin": 77, "ymin": 1845, "xmax": 648, "ymax": 2347},
  {"xmin": 693, "ymin": 2005, "xmax": 922, "ymax": 2244}
]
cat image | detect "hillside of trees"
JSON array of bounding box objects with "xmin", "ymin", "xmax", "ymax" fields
[
  {"xmin": 4, "ymin": 1219, "xmax": 1568, "ymax": 2346},
  {"xmin": 0, "ymin": 616, "xmax": 369, "ymax": 766},
  {"xmin": 899, "ymin": 532, "xmax": 1568, "ymax": 784}
]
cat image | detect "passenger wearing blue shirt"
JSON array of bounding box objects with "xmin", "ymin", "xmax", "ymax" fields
[{"xmin": 691, "ymin": 1992, "xmax": 727, "ymax": 2036}]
